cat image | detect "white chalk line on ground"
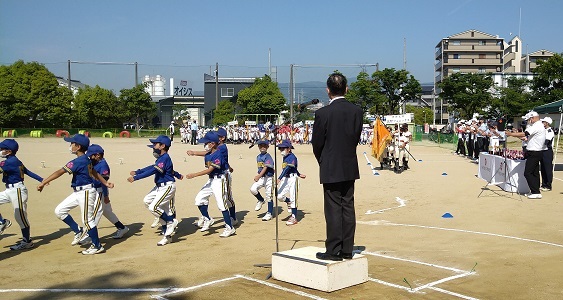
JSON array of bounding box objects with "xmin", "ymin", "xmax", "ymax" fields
[
  {"xmin": 428, "ymin": 286, "xmax": 480, "ymax": 300},
  {"xmin": 366, "ymin": 197, "xmax": 406, "ymax": 214},
  {"xmin": 362, "ymin": 251, "xmax": 478, "ymax": 299},
  {"xmin": 0, "ymin": 275, "xmax": 324, "ymax": 300},
  {"xmin": 357, "ymin": 220, "xmax": 563, "ymax": 248}
]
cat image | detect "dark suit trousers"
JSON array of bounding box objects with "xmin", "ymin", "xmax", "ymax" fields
[
  {"xmin": 524, "ymin": 150, "xmax": 543, "ymax": 194},
  {"xmin": 323, "ymin": 180, "xmax": 356, "ymax": 255}
]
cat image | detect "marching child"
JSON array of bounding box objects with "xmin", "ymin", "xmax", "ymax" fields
[
  {"xmin": 127, "ymin": 135, "xmax": 182, "ymax": 246},
  {"xmin": 38, "ymin": 134, "xmax": 113, "ymax": 255},
  {"xmin": 186, "ymin": 131, "xmax": 236, "ymax": 238},
  {"xmin": 87, "ymin": 144, "xmax": 129, "ymax": 240},
  {"xmin": 0, "ymin": 139, "xmax": 43, "ymax": 250},
  {"xmin": 250, "ymin": 139, "xmax": 275, "ymax": 221},
  {"xmin": 276, "ymin": 140, "xmax": 306, "ymax": 226}
]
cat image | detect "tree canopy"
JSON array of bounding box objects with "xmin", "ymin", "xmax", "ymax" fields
[
  {"xmin": 118, "ymin": 84, "xmax": 156, "ymax": 132},
  {"xmin": 438, "ymin": 72, "xmax": 494, "ymax": 119},
  {"xmin": 0, "ymin": 60, "xmax": 73, "ymax": 127},
  {"xmin": 236, "ymin": 75, "xmax": 287, "ymax": 114},
  {"xmin": 531, "ymin": 53, "xmax": 563, "ymax": 104}
]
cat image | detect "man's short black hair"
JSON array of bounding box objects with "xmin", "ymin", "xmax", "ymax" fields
[{"xmin": 327, "ymin": 73, "xmax": 347, "ymax": 96}]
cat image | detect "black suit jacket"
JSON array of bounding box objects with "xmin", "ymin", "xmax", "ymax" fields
[{"xmin": 312, "ymin": 98, "xmax": 363, "ymax": 184}]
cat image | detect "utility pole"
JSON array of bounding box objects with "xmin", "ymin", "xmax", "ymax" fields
[
  {"xmin": 215, "ymin": 62, "xmax": 219, "ymax": 110},
  {"xmin": 67, "ymin": 60, "xmax": 71, "ymax": 91},
  {"xmin": 135, "ymin": 62, "xmax": 138, "ymax": 86},
  {"xmin": 289, "ymin": 64, "xmax": 294, "ymax": 127}
]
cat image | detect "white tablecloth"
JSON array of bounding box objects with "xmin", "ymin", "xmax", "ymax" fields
[{"xmin": 478, "ymin": 153, "xmax": 530, "ymax": 194}]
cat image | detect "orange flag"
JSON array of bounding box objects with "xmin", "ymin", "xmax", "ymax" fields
[{"xmin": 371, "ymin": 117, "xmax": 392, "ymax": 161}]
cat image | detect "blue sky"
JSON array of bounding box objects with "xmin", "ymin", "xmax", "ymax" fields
[{"xmin": 1, "ymin": 0, "xmax": 562, "ymax": 94}]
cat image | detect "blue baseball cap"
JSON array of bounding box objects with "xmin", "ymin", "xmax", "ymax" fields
[
  {"xmin": 198, "ymin": 131, "xmax": 219, "ymax": 144},
  {"xmin": 257, "ymin": 139, "xmax": 270, "ymax": 146},
  {"xmin": 148, "ymin": 135, "xmax": 171, "ymax": 147},
  {"xmin": 86, "ymin": 144, "xmax": 104, "ymax": 156},
  {"xmin": 217, "ymin": 128, "xmax": 227, "ymax": 137},
  {"xmin": 276, "ymin": 139, "xmax": 294, "ymax": 149},
  {"xmin": 64, "ymin": 134, "xmax": 90, "ymax": 148},
  {"xmin": 0, "ymin": 139, "xmax": 18, "ymax": 153}
]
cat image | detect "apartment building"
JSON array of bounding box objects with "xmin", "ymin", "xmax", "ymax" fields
[{"xmin": 434, "ymin": 29, "xmax": 555, "ymax": 123}]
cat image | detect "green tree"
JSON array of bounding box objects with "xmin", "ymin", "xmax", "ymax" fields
[
  {"xmin": 0, "ymin": 60, "xmax": 72, "ymax": 127},
  {"xmin": 118, "ymin": 84, "xmax": 156, "ymax": 135},
  {"xmin": 490, "ymin": 77, "xmax": 536, "ymax": 118},
  {"xmin": 346, "ymin": 71, "xmax": 386, "ymax": 114},
  {"xmin": 406, "ymin": 105, "xmax": 433, "ymax": 125},
  {"xmin": 213, "ymin": 99, "xmax": 235, "ymax": 125},
  {"xmin": 531, "ymin": 53, "xmax": 563, "ymax": 104},
  {"xmin": 371, "ymin": 68, "xmax": 422, "ymax": 114},
  {"xmin": 73, "ymin": 85, "xmax": 121, "ymax": 128},
  {"xmin": 439, "ymin": 72, "xmax": 494, "ymax": 119},
  {"xmin": 236, "ymin": 75, "xmax": 286, "ymax": 114}
]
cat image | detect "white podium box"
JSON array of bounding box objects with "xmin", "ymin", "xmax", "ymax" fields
[{"xmin": 272, "ymin": 246, "xmax": 368, "ymax": 292}]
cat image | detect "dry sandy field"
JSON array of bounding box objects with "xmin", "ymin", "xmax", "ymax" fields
[{"xmin": 0, "ymin": 137, "xmax": 561, "ymax": 300}]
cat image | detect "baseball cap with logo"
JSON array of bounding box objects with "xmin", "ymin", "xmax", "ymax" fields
[
  {"xmin": 64, "ymin": 134, "xmax": 90, "ymax": 148},
  {"xmin": 276, "ymin": 140, "xmax": 294, "ymax": 149},
  {"xmin": 148, "ymin": 135, "xmax": 171, "ymax": 147},
  {"xmin": 216, "ymin": 128, "xmax": 227, "ymax": 137},
  {"xmin": 0, "ymin": 139, "xmax": 19, "ymax": 153},
  {"xmin": 528, "ymin": 111, "xmax": 539, "ymax": 118},
  {"xmin": 198, "ymin": 131, "xmax": 219, "ymax": 144},
  {"xmin": 257, "ymin": 139, "xmax": 270, "ymax": 145},
  {"xmin": 522, "ymin": 113, "xmax": 531, "ymax": 120},
  {"xmin": 541, "ymin": 117, "xmax": 553, "ymax": 124},
  {"xmin": 86, "ymin": 144, "xmax": 104, "ymax": 156}
]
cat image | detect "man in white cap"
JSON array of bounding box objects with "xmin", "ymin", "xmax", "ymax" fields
[
  {"xmin": 506, "ymin": 111, "xmax": 546, "ymax": 199},
  {"xmin": 540, "ymin": 117, "xmax": 554, "ymax": 191}
]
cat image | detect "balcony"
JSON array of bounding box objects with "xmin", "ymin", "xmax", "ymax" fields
[
  {"xmin": 435, "ymin": 60, "xmax": 442, "ymax": 70},
  {"xmin": 444, "ymin": 58, "xmax": 502, "ymax": 66}
]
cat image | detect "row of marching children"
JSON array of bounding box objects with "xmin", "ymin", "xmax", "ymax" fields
[{"xmin": 0, "ymin": 129, "xmax": 305, "ymax": 255}]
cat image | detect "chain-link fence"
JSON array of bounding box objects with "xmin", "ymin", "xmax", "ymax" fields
[{"xmin": 413, "ymin": 125, "xmax": 457, "ymax": 150}]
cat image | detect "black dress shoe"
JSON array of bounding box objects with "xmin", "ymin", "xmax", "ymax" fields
[
  {"xmin": 316, "ymin": 252, "xmax": 343, "ymax": 261},
  {"xmin": 340, "ymin": 252, "xmax": 353, "ymax": 259}
]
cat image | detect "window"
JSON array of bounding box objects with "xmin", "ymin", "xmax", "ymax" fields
[
  {"xmin": 452, "ymin": 67, "xmax": 461, "ymax": 73},
  {"xmin": 453, "ymin": 54, "xmax": 460, "ymax": 59},
  {"xmin": 478, "ymin": 40, "xmax": 486, "ymax": 46},
  {"xmin": 452, "ymin": 40, "xmax": 460, "ymax": 46},
  {"xmin": 479, "ymin": 54, "xmax": 486, "ymax": 59},
  {"xmin": 221, "ymin": 88, "xmax": 234, "ymax": 97},
  {"xmin": 478, "ymin": 67, "xmax": 486, "ymax": 73}
]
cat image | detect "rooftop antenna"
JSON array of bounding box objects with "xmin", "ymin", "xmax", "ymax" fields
[
  {"xmin": 403, "ymin": 38, "xmax": 407, "ymax": 70},
  {"xmin": 518, "ymin": 7, "xmax": 522, "ymax": 38}
]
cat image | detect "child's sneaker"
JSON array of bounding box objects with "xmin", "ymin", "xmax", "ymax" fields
[
  {"xmin": 0, "ymin": 219, "xmax": 12, "ymax": 234},
  {"xmin": 196, "ymin": 216, "xmax": 205, "ymax": 228},
  {"xmin": 219, "ymin": 225, "xmax": 236, "ymax": 238},
  {"xmin": 10, "ymin": 239, "xmax": 34, "ymax": 251},
  {"xmin": 255, "ymin": 201, "xmax": 264, "ymax": 211},
  {"xmin": 81, "ymin": 245, "xmax": 105, "ymax": 255},
  {"xmin": 286, "ymin": 215, "xmax": 298, "ymax": 226},
  {"xmin": 200, "ymin": 217, "xmax": 215, "ymax": 232},
  {"xmin": 262, "ymin": 212, "xmax": 272, "ymax": 221},
  {"xmin": 150, "ymin": 217, "xmax": 160, "ymax": 228}
]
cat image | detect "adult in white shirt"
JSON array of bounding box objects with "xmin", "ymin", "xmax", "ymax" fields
[
  {"xmin": 506, "ymin": 111, "xmax": 546, "ymax": 199},
  {"xmin": 540, "ymin": 117, "xmax": 554, "ymax": 191}
]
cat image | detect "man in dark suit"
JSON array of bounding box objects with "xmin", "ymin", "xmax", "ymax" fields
[{"xmin": 312, "ymin": 73, "xmax": 363, "ymax": 261}]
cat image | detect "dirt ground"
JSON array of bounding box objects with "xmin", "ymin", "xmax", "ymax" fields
[{"xmin": 0, "ymin": 137, "xmax": 561, "ymax": 300}]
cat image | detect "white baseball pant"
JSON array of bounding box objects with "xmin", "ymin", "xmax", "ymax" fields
[
  {"xmin": 0, "ymin": 182, "xmax": 30, "ymax": 229},
  {"xmin": 250, "ymin": 176, "xmax": 273, "ymax": 202},
  {"xmin": 195, "ymin": 175, "xmax": 228, "ymax": 211},
  {"xmin": 277, "ymin": 174, "xmax": 299, "ymax": 209},
  {"xmin": 55, "ymin": 186, "xmax": 102, "ymax": 231},
  {"xmin": 143, "ymin": 183, "xmax": 176, "ymax": 219}
]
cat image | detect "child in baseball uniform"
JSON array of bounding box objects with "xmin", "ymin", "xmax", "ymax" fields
[
  {"xmin": 186, "ymin": 131, "xmax": 235, "ymax": 238},
  {"xmin": 38, "ymin": 134, "xmax": 114, "ymax": 255},
  {"xmin": 86, "ymin": 144, "xmax": 129, "ymax": 240},
  {"xmin": 251, "ymin": 139, "xmax": 275, "ymax": 221},
  {"xmin": 127, "ymin": 135, "xmax": 182, "ymax": 246},
  {"xmin": 276, "ymin": 140, "xmax": 306, "ymax": 226},
  {"xmin": 0, "ymin": 139, "xmax": 43, "ymax": 250}
]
